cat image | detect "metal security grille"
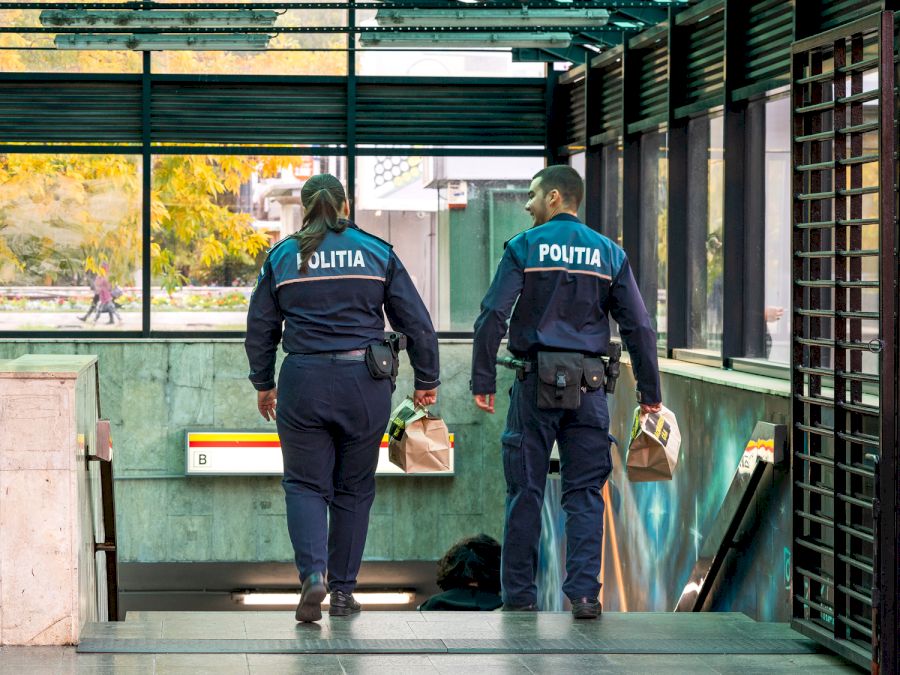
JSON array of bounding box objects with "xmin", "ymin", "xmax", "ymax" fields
[
  {"xmin": 678, "ymin": 3, "xmax": 724, "ymax": 112},
  {"xmin": 0, "ymin": 77, "xmax": 142, "ymax": 144},
  {"xmin": 742, "ymin": 0, "xmax": 793, "ymax": 93},
  {"xmin": 791, "ymin": 11, "xmax": 899, "ymax": 671},
  {"xmin": 0, "ymin": 75, "xmax": 546, "ymax": 149},
  {"xmin": 592, "ymin": 56, "xmax": 623, "ymax": 145},
  {"xmin": 628, "ymin": 25, "xmax": 668, "ymax": 134},
  {"xmin": 818, "ymin": 1, "xmax": 883, "ymax": 32},
  {"xmin": 151, "ymin": 80, "xmax": 347, "ymax": 145},
  {"xmin": 563, "ymin": 75, "xmax": 586, "ymax": 151},
  {"xmin": 355, "ymin": 79, "xmax": 546, "ymax": 147}
]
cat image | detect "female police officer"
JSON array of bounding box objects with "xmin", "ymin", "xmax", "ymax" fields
[{"xmin": 245, "ymin": 173, "xmax": 439, "ymax": 623}]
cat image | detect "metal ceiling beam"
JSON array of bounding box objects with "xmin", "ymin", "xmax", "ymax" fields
[
  {"xmin": 0, "ymin": 24, "xmax": 638, "ymax": 33},
  {"xmin": 0, "ymin": 2, "xmax": 687, "ymax": 9}
]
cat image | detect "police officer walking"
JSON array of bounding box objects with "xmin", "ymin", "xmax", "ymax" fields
[
  {"xmin": 246, "ymin": 173, "xmax": 439, "ymax": 623},
  {"xmin": 471, "ymin": 165, "xmax": 662, "ymax": 619}
]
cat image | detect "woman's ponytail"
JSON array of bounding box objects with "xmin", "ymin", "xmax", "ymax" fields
[{"xmin": 296, "ymin": 173, "xmax": 349, "ymax": 273}]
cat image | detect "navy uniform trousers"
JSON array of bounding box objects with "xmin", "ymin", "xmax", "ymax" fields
[
  {"xmin": 276, "ymin": 353, "xmax": 392, "ymax": 593},
  {"xmin": 501, "ymin": 372, "xmax": 613, "ymax": 607}
]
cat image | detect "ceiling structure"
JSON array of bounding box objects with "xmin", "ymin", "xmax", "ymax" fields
[{"xmin": 0, "ymin": 1, "xmax": 688, "ymax": 62}]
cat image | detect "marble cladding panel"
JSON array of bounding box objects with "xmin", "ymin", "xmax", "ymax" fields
[
  {"xmin": 0, "ymin": 469, "xmax": 77, "ymax": 644},
  {"xmin": 0, "ymin": 379, "xmax": 73, "ymax": 472},
  {"xmin": 0, "ymin": 358, "xmax": 102, "ymax": 644}
]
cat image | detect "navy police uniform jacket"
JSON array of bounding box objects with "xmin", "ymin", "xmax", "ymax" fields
[
  {"xmin": 245, "ymin": 221, "xmax": 440, "ymax": 392},
  {"xmin": 471, "ymin": 213, "xmax": 661, "ymax": 404}
]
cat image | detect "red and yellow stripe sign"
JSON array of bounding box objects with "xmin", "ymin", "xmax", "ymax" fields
[
  {"xmin": 744, "ymin": 438, "xmax": 775, "ymax": 453},
  {"xmin": 187, "ymin": 431, "xmax": 455, "ymax": 450}
]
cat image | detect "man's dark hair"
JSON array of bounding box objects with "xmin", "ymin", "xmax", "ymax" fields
[
  {"xmin": 435, "ymin": 534, "xmax": 501, "ymax": 593},
  {"xmin": 533, "ymin": 164, "xmax": 584, "ymax": 209}
]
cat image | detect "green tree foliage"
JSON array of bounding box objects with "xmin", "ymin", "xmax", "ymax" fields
[
  {"xmin": 0, "ymin": 154, "xmax": 141, "ymax": 285},
  {"xmin": 0, "ymin": 154, "xmax": 304, "ymax": 290}
]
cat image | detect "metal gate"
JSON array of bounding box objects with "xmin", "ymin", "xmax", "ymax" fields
[{"xmin": 791, "ymin": 11, "xmax": 899, "ymax": 672}]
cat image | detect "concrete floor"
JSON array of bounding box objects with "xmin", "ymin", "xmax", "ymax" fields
[{"xmin": 0, "ymin": 611, "xmax": 863, "ymax": 674}]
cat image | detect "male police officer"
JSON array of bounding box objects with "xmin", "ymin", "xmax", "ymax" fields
[{"xmin": 471, "ymin": 165, "xmax": 662, "ymax": 619}]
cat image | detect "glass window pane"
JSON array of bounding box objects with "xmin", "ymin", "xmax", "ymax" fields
[
  {"xmin": 0, "ymin": 9, "xmax": 142, "ymax": 72},
  {"xmin": 569, "ymin": 152, "xmax": 586, "ymax": 221},
  {"xmin": 354, "ymin": 11, "xmax": 545, "ymax": 78},
  {"xmin": 764, "ymin": 97, "xmax": 791, "ymax": 364},
  {"xmin": 0, "ymin": 154, "xmax": 142, "ymax": 330},
  {"xmin": 150, "ymin": 154, "xmax": 346, "ymax": 331},
  {"xmin": 601, "ymin": 140, "xmax": 623, "ymax": 246},
  {"xmin": 355, "ymin": 155, "xmax": 543, "ymax": 331},
  {"xmin": 686, "ymin": 114, "xmax": 725, "ymax": 354},
  {"xmin": 640, "ymin": 130, "xmax": 668, "ymax": 349},
  {"xmin": 148, "ymin": 4, "xmax": 346, "ymax": 75}
]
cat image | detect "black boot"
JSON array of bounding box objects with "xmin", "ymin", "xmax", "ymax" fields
[
  {"xmin": 571, "ymin": 597, "xmax": 602, "ymax": 620},
  {"xmin": 328, "ymin": 590, "xmax": 361, "ymax": 617},
  {"xmin": 295, "ymin": 572, "xmax": 327, "ymax": 623}
]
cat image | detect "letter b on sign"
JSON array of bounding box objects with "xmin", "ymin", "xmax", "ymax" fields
[{"xmin": 198, "ymin": 454, "xmax": 207, "ymax": 466}]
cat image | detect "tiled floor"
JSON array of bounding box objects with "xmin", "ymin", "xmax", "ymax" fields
[{"xmin": 0, "ymin": 611, "xmax": 863, "ymax": 674}]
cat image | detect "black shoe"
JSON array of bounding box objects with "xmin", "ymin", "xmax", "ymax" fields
[
  {"xmin": 501, "ymin": 603, "xmax": 537, "ymax": 612},
  {"xmin": 329, "ymin": 590, "xmax": 361, "ymax": 617},
  {"xmin": 571, "ymin": 597, "xmax": 601, "ymax": 620},
  {"xmin": 295, "ymin": 572, "xmax": 327, "ymax": 623}
]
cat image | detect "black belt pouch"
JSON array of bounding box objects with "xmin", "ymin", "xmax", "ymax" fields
[
  {"xmin": 365, "ymin": 343, "xmax": 395, "ymax": 380},
  {"xmin": 582, "ymin": 357, "xmax": 606, "ymax": 392},
  {"xmin": 536, "ymin": 352, "xmax": 584, "ymax": 410}
]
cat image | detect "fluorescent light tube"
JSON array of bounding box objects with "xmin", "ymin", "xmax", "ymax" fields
[
  {"xmin": 360, "ymin": 32, "xmax": 572, "ymax": 49},
  {"xmin": 40, "ymin": 10, "xmax": 279, "ymax": 28},
  {"xmin": 376, "ymin": 8, "xmax": 609, "ymax": 28},
  {"xmin": 235, "ymin": 591, "xmax": 415, "ymax": 606},
  {"xmin": 54, "ymin": 33, "xmax": 271, "ymax": 51}
]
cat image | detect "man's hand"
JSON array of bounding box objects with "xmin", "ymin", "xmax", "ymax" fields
[
  {"xmin": 257, "ymin": 388, "xmax": 277, "ymax": 421},
  {"xmin": 413, "ymin": 388, "xmax": 437, "ymax": 407},
  {"xmin": 474, "ymin": 394, "xmax": 495, "ymax": 414},
  {"xmin": 640, "ymin": 402, "xmax": 662, "ymax": 415}
]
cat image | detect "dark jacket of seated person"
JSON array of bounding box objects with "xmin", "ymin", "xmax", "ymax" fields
[{"xmin": 419, "ymin": 534, "xmax": 502, "ymax": 611}]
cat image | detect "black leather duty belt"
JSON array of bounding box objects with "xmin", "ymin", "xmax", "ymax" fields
[{"xmin": 292, "ymin": 349, "xmax": 367, "ymax": 362}]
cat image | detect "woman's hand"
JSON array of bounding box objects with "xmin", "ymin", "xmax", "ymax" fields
[{"xmin": 257, "ymin": 388, "xmax": 278, "ymax": 421}]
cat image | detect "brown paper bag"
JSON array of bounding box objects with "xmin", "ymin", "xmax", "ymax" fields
[
  {"xmin": 626, "ymin": 405, "xmax": 681, "ymax": 482},
  {"xmin": 387, "ymin": 398, "xmax": 451, "ymax": 473}
]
